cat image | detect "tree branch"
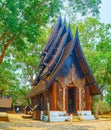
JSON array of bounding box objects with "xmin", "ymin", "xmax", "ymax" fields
[{"xmin": 0, "ymin": 34, "xmax": 16, "ymax": 64}]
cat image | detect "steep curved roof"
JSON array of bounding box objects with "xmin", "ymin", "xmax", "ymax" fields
[
  {"xmin": 27, "ymin": 25, "xmax": 74, "ymax": 98},
  {"xmin": 27, "ymin": 19, "xmax": 101, "ymax": 98},
  {"xmin": 41, "ymin": 16, "xmax": 62, "ymax": 57},
  {"xmin": 72, "ymin": 29, "xmax": 101, "ymax": 95}
]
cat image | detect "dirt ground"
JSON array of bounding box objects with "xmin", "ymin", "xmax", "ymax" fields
[{"xmin": 0, "ymin": 113, "xmax": 111, "ymax": 130}]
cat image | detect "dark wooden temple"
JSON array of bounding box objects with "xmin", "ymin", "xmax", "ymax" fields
[{"xmin": 27, "ymin": 17, "xmax": 101, "ymax": 121}]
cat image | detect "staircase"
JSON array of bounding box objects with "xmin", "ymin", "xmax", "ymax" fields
[
  {"xmin": 41, "ymin": 110, "xmax": 95, "ymax": 122},
  {"xmin": 41, "ymin": 111, "xmax": 70, "ymax": 122},
  {"xmin": 77, "ymin": 111, "xmax": 95, "ymax": 120}
]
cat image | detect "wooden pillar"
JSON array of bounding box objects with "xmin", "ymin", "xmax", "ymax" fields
[
  {"xmin": 63, "ymin": 87, "xmax": 66, "ymax": 111},
  {"xmin": 85, "ymin": 86, "xmax": 91, "ymax": 110},
  {"xmin": 75, "ymin": 87, "xmax": 79, "ymax": 112},
  {"xmin": 79, "ymin": 87, "xmax": 82, "ymax": 112},
  {"xmin": 65, "ymin": 87, "xmax": 68, "ymax": 112},
  {"xmin": 52, "ymin": 82, "xmax": 57, "ymax": 110},
  {"xmin": 47, "ymin": 102, "xmax": 50, "ymax": 122}
]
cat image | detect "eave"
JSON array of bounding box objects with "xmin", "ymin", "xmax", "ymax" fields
[{"xmin": 73, "ymin": 29, "xmax": 101, "ymax": 95}]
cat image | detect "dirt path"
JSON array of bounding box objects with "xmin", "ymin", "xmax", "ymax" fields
[{"xmin": 0, "ymin": 114, "xmax": 111, "ymax": 130}]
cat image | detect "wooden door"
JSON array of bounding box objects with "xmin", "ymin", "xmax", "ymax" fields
[{"xmin": 68, "ymin": 87, "xmax": 79, "ymax": 113}]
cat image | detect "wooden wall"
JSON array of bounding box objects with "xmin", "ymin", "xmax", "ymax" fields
[{"xmin": 31, "ymin": 64, "xmax": 91, "ymax": 113}]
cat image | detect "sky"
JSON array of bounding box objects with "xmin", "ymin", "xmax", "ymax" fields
[
  {"xmin": 100, "ymin": 0, "xmax": 111, "ymax": 24},
  {"xmin": 62, "ymin": 0, "xmax": 111, "ymax": 24}
]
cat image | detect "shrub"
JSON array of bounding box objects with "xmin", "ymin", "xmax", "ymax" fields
[{"xmin": 92, "ymin": 100, "xmax": 111, "ymax": 116}]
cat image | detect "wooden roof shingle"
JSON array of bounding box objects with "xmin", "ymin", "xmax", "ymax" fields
[
  {"xmin": 0, "ymin": 96, "xmax": 13, "ymax": 108},
  {"xmin": 27, "ymin": 18, "xmax": 101, "ymax": 98}
]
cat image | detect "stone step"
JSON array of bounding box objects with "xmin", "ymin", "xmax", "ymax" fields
[
  {"xmin": 50, "ymin": 116, "xmax": 70, "ymax": 122},
  {"xmin": 50, "ymin": 111, "xmax": 67, "ymax": 117},
  {"xmin": 41, "ymin": 115, "xmax": 70, "ymax": 122},
  {"xmin": 82, "ymin": 115, "xmax": 95, "ymax": 120},
  {"xmin": 77, "ymin": 111, "xmax": 92, "ymax": 116},
  {"xmin": 77, "ymin": 111, "xmax": 95, "ymax": 121}
]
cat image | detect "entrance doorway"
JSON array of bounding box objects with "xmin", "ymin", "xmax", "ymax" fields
[{"xmin": 68, "ymin": 87, "xmax": 77, "ymax": 113}]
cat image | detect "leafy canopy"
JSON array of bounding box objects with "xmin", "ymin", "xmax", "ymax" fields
[
  {"xmin": 0, "ymin": 0, "xmax": 102, "ymax": 104},
  {"xmin": 0, "ymin": 0, "xmax": 63, "ymax": 63},
  {"xmin": 71, "ymin": 18, "xmax": 111, "ymax": 104}
]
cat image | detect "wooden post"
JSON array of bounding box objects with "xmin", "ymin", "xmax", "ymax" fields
[
  {"xmin": 52, "ymin": 82, "xmax": 57, "ymax": 110},
  {"xmin": 65, "ymin": 87, "xmax": 68, "ymax": 112},
  {"xmin": 79, "ymin": 87, "xmax": 82, "ymax": 112},
  {"xmin": 75, "ymin": 87, "xmax": 79, "ymax": 112},
  {"xmin": 47, "ymin": 102, "xmax": 50, "ymax": 122},
  {"xmin": 85, "ymin": 86, "xmax": 91, "ymax": 110},
  {"xmin": 63, "ymin": 87, "xmax": 65, "ymax": 111}
]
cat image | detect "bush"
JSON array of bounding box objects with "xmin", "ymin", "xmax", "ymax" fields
[{"xmin": 92, "ymin": 100, "xmax": 111, "ymax": 116}]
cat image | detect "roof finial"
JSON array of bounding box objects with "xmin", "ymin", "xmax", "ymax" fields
[
  {"xmin": 58, "ymin": 14, "xmax": 62, "ymax": 22},
  {"xmin": 75, "ymin": 27, "xmax": 79, "ymax": 38},
  {"xmin": 64, "ymin": 17, "xmax": 66, "ymax": 24},
  {"xmin": 67, "ymin": 23, "xmax": 73, "ymax": 40},
  {"xmin": 67, "ymin": 23, "xmax": 71, "ymax": 33}
]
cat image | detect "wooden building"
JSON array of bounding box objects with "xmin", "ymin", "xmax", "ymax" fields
[
  {"xmin": 14, "ymin": 99, "xmax": 26, "ymax": 113},
  {"xmin": 27, "ymin": 17, "xmax": 101, "ymax": 121},
  {"xmin": 0, "ymin": 96, "xmax": 13, "ymax": 112}
]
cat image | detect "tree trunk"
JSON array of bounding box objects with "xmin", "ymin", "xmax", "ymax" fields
[{"xmin": 0, "ymin": 34, "xmax": 16, "ymax": 64}]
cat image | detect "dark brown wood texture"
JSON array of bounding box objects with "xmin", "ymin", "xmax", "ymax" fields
[
  {"xmin": 27, "ymin": 18, "xmax": 101, "ymax": 116},
  {"xmin": 74, "ymin": 31, "xmax": 100, "ymax": 95},
  {"xmin": 51, "ymin": 82, "xmax": 57, "ymax": 110},
  {"xmin": 85, "ymin": 86, "xmax": 91, "ymax": 110}
]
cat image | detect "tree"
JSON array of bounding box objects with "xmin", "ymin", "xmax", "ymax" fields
[
  {"xmin": 62, "ymin": 0, "xmax": 101, "ymax": 22},
  {"xmin": 0, "ymin": 1, "xmax": 102, "ymax": 104},
  {"xmin": 0, "ymin": 0, "xmax": 102, "ymax": 64},
  {"xmin": 0, "ymin": 0, "xmax": 63, "ymax": 64},
  {"xmin": 13, "ymin": 27, "xmax": 49, "ymax": 85},
  {"xmin": 71, "ymin": 18, "xmax": 111, "ymax": 104}
]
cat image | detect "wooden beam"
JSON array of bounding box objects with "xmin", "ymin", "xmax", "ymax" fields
[
  {"xmin": 75, "ymin": 87, "xmax": 79, "ymax": 112},
  {"xmin": 52, "ymin": 82, "xmax": 57, "ymax": 110},
  {"xmin": 65, "ymin": 87, "xmax": 68, "ymax": 112},
  {"xmin": 67, "ymin": 84, "xmax": 76, "ymax": 87},
  {"xmin": 63, "ymin": 87, "xmax": 65, "ymax": 111},
  {"xmin": 85, "ymin": 86, "xmax": 91, "ymax": 110},
  {"xmin": 47, "ymin": 102, "xmax": 50, "ymax": 122}
]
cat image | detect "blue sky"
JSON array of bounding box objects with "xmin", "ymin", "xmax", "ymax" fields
[{"xmin": 100, "ymin": 0, "xmax": 111, "ymax": 24}]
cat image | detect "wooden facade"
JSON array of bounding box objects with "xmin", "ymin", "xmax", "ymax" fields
[{"xmin": 27, "ymin": 17, "xmax": 101, "ymax": 119}]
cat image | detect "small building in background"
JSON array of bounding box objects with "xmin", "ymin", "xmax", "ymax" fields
[
  {"xmin": 0, "ymin": 96, "xmax": 13, "ymax": 112},
  {"xmin": 14, "ymin": 99, "xmax": 26, "ymax": 113}
]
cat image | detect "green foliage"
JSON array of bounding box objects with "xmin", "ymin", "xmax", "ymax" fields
[
  {"xmin": 104, "ymin": 85, "xmax": 111, "ymax": 105},
  {"xmin": 92, "ymin": 100, "xmax": 111, "ymax": 115},
  {"xmin": 68, "ymin": 0, "xmax": 101, "ymax": 16},
  {"xmin": 71, "ymin": 18, "xmax": 111, "ymax": 106},
  {"xmin": 0, "ymin": 55, "xmax": 30, "ymax": 105},
  {"xmin": 0, "ymin": 0, "xmax": 62, "ymax": 44},
  {"xmin": 0, "ymin": 0, "xmax": 103, "ymax": 105},
  {"xmin": 91, "ymin": 95, "xmax": 101, "ymax": 117},
  {"xmin": 0, "ymin": 0, "xmax": 102, "ymax": 57},
  {"xmin": 71, "ymin": 18, "xmax": 111, "ymax": 103},
  {"xmin": 13, "ymin": 27, "xmax": 49, "ymax": 85},
  {"xmin": 0, "ymin": 59, "xmax": 18, "ymax": 89},
  {"xmin": 0, "ymin": 0, "xmax": 62, "ymax": 104},
  {"xmin": 63, "ymin": 0, "xmax": 101, "ymax": 22}
]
